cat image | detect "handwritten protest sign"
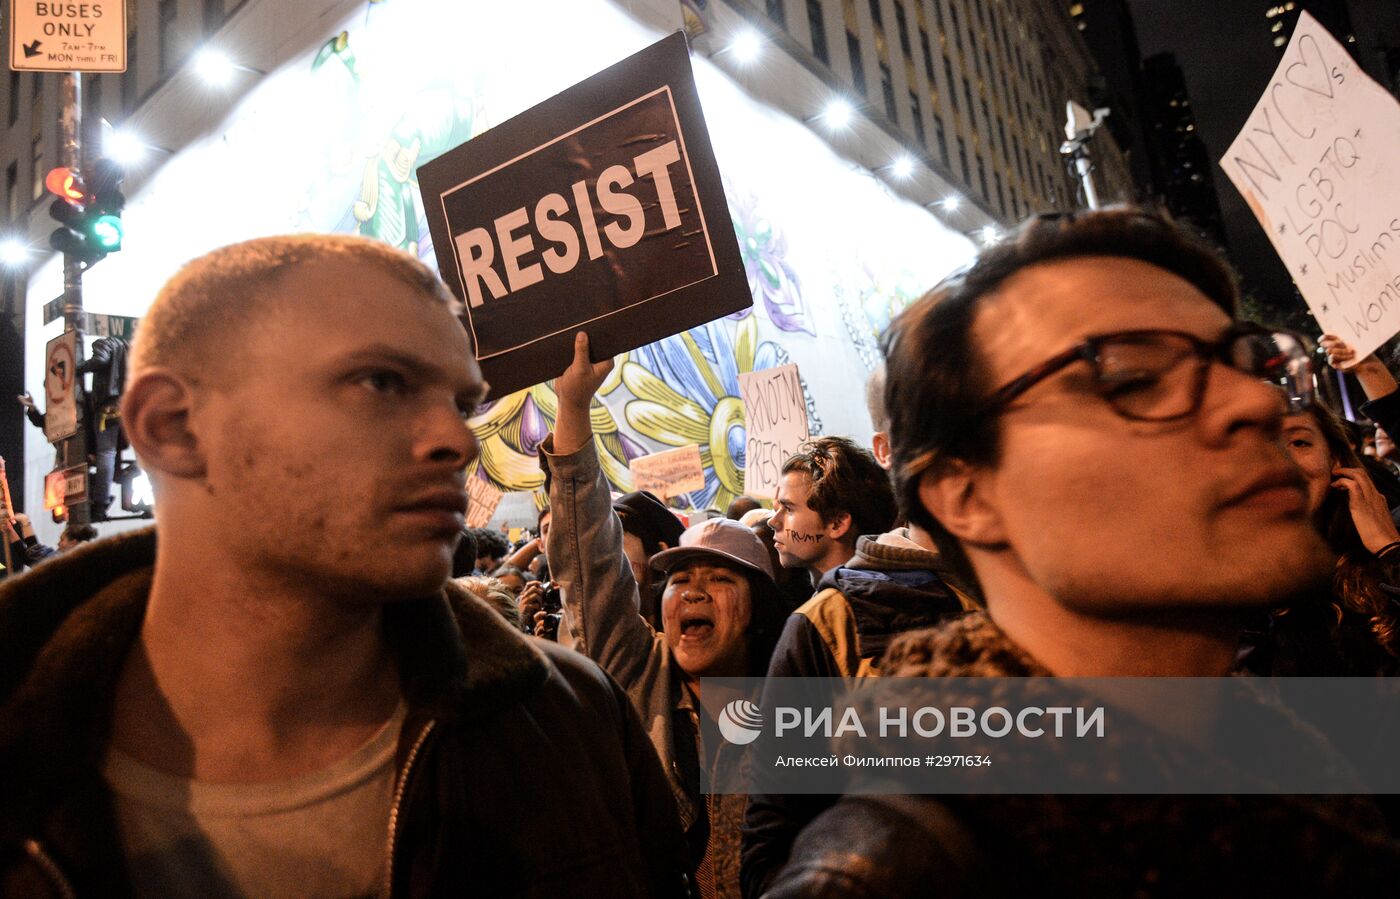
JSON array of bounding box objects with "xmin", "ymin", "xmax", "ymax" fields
[
  {"xmin": 629, "ymin": 444, "xmax": 705, "ymax": 499},
  {"xmin": 739, "ymin": 364, "xmax": 810, "ymax": 498},
  {"xmin": 1221, "ymin": 12, "xmax": 1400, "ymax": 361},
  {"xmin": 419, "ymin": 33, "xmax": 748, "ymax": 399},
  {"xmin": 466, "ymin": 476, "xmax": 503, "ymax": 528}
]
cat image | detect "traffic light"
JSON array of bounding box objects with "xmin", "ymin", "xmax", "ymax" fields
[
  {"xmin": 44, "ymin": 160, "xmax": 125, "ymax": 265},
  {"xmin": 86, "ymin": 158, "xmax": 125, "ymax": 254},
  {"xmin": 46, "ymin": 166, "xmax": 97, "ymax": 262}
]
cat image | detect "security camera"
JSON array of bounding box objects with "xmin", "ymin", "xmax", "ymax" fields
[{"xmin": 1064, "ymin": 101, "xmax": 1111, "ymax": 141}]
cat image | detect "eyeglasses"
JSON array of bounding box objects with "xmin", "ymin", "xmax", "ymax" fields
[{"xmin": 986, "ymin": 324, "xmax": 1315, "ymax": 422}]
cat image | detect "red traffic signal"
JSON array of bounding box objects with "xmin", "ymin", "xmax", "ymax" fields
[{"xmin": 45, "ymin": 167, "xmax": 86, "ymax": 203}]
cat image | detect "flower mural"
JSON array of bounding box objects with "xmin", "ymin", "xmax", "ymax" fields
[
  {"xmin": 18, "ymin": 0, "xmax": 976, "ymax": 536},
  {"xmin": 836, "ymin": 266, "xmax": 928, "ymax": 372},
  {"xmin": 466, "ymin": 373, "xmax": 647, "ymax": 504},
  {"xmin": 623, "ymin": 314, "xmax": 783, "ymax": 511},
  {"xmin": 727, "ymin": 182, "xmax": 815, "ymax": 336}
]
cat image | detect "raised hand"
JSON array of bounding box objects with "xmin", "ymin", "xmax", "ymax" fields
[
  {"xmin": 1319, "ymin": 334, "xmax": 1398, "ymax": 401},
  {"xmin": 552, "ymin": 332, "xmax": 615, "ymax": 456},
  {"xmin": 1331, "ymin": 465, "xmax": 1400, "ymax": 555}
]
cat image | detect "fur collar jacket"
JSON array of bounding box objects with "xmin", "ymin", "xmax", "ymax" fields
[{"xmin": 764, "ymin": 612, "xmax": 1400, "ymax": 899}]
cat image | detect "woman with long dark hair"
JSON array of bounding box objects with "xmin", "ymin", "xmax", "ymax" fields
[{"xmin": 1255, "ymin": 403, "xmax": 1400, "ymax": 674}]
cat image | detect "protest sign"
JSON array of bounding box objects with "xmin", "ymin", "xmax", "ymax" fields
[
  {"xmin": 466, "ymin": 476, "xmax": 503, "ymax": 528},
  {"xmin": 1221, "ymin": 12, "xmax": 1400, "ymax": 361},
  {"xmin": 629, "ymin": 444, "xmax": 705, "ymax": 499},
  {"xmin": 419, "ymin": 32, "xmax": 748, "ymax": 399},
  {"xmin": 739, "ymin": 364, "xmax": 809, "ymax": 498}
]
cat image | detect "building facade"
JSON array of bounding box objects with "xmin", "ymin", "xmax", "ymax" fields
[
  {"xmin": 1, "ymin": 0, "xmax": 1125, "ymax": 540},
  {"xmin": 746, "ymin": 0, "xmax": 1135, "ymax": 221},
  {"xmin": 1139, "ymin": 51, "xmax": 1227, "ymax": 248}
]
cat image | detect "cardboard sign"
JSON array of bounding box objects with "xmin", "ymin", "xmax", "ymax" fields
[
  {"xmin": 466, "ymin": 476, "xmax": 503, "ymax": 528},
  {"xmin": 9, "ymin": 0, "xmax": 127, "ymax": 72},
  {"xmin": 43, "ymin": 330, "xmax": 79, "ymax": 442},
  {"xmin": 1221, "ymin": 12, "xmax": 1400, "ymax": 361},
  {"xmin": 419, "ymin": 32, "xmax": 748, "ymax": 400},
  {"xmin": 629, "ymin": 444, "xmax": 705, "ymax": 499},
  {"xmin": 739, "ymin": 364, "xmax": 810, "ymax": 498}
]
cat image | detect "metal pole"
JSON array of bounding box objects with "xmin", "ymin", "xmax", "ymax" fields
[
  {"xmin": 1074, "ymin": 153, "xmax": 1100, "ymax": 210},
  {"xmin": 59, "ymin": 71, "xmax": 90, "ymax": 530}
]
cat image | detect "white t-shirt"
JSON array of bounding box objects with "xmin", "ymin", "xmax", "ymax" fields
[{"xmin": 103, "ymin": 703, "xmax": 406, "ymax": 899}]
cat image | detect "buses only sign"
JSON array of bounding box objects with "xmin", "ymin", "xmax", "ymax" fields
[{"xmin": 9, "ymin": 1, "xmax": 127, "ymax": 72}]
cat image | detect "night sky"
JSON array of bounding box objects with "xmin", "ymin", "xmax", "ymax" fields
[{"xmin": 1126, "ymin": 0, "xmax": 1300, "ymax": 314}]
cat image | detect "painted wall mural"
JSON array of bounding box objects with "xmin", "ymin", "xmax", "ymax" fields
[{"xmin": 22, "ymin": 0, "xmax": 975, "ymax": 528}]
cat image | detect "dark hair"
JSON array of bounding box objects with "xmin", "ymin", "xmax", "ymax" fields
[
  {"xmin": 452, "ymin": 529, "xmax": 479, "ymax": 578},
  {"xmin": 882, "ymin": 207, "xmax": 1240, "ymax": 594},
  {"xmin": 491, "ymin": 564, "xmax": 526, "ymax": 582},
  {"xmin": 1306, "ymin": 405, "xmax": 1400, "ymax": 656},
  {"xmin": 538, "ymin": 505, "xmax": 552, "ymax": 531},
  {"xmin": 62, "ymin": 524, "xmax": 99, "ymax": 544},
  {"xmin": 469, "ymin": 527, "xmax": 509, "ymax": 562},
  {"xmin": 781, "ymin": 435, "xmax": 897, "ymax": 540},
  {"xmin": 613, "ymin": 490, "xmax": 684, "ymax": 557},
  {"xmin": 725, "ymin": 496, "xmax": 763, "ymax": 520},
  {"xmin": 744, "ymin": 572, "xmax": 791, "ymax": 676}
]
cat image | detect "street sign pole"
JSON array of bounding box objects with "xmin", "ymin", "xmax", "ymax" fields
[{"xmin": 59, "ymin": 70, "xmax": 90, "ymax": 529}]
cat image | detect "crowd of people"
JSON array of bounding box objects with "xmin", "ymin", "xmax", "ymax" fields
[{"xmin": 2, "ymin": 207, "xmax": 1400, "ymax": 897}]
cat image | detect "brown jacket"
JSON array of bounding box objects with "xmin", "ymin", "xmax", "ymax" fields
[{"xmin": 0, "ymin": 529, "xmax": 689, "ymax": 898}]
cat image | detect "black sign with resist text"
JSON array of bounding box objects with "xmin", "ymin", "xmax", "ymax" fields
[{"xmin": 420, "ymin": 33, "xmax": 748, "ymax": 400}]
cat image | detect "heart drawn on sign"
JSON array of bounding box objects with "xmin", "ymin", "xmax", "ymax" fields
[{"xmin": 1284, "ymin": 34, "xmax": 1335, "ymax": 100}]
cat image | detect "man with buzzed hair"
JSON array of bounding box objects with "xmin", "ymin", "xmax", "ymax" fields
[{"xmin": 0, "ymin": 234, "xmax": 686, "ymax": 897}]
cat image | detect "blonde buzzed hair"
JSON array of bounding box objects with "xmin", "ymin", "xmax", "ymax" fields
[
  {"xmin": 865, "ymin": 365, "xmax": 889, "ymax": 433},
  {"xmin": 131, "ymin": 233, "xmax": 460, "ymax": 378}
]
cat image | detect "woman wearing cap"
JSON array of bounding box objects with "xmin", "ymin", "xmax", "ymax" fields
[{"xmin": 543, "ymin": 333, "xmax": 788, "ymax": 899}]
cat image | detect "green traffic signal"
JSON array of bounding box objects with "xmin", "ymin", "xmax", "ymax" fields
[{"xmin": 89, "ymin": 213, "xmax": 123, "ymax": 251}]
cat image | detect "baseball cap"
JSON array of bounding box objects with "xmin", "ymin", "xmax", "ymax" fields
[
  {"xmin": 650, "ymin": 518, "xmax": 775, "ymax": 582},
  {"xmin": 613, "ymin": 490, "xmax": 686, "ymax": 548}
]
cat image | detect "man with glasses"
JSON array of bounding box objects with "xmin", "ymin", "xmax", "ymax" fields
[
  {"xmin": 762, "ymin": 209, "xmax": 1398, "ymax": 897},
  {"xmin": 878, "ymin": 208, "xmax": 1325, "ymax": 681}
]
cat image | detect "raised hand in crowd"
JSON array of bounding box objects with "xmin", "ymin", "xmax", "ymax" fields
[
  {"xmin": 1330, "ymin": 465, "xmax": 1400, "ymax": 554},
  {"xmin": 553, "ymin": 331, "xmax": 616, "ymax": 454},
  {"xmin": 517, "ymin": 578, "xmax": 546, "ymax": 627},
  {"xmin": 1320, "ymin": 334, "xmax": 1399, "ymax": 400},
  {"xmin": 1318, "ymin": 334, "xmax": 1400, "ymax": 508}
]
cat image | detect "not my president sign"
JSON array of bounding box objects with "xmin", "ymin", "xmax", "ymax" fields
[
  {"xmin": 420, "ymin": 33, "xmax": 748, "ymax": 400},
  {"xmin": 1221, "ymin": 12, "xmax": 1400, "ymax": 361}
]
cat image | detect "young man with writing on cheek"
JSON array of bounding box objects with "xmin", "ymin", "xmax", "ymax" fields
[
  {"xmin": 741, "ymin": 387, "xmax": 972, "ymax": 898},
  {"xmin": 768, "ymin": 437, "xmax": 895, "ymax": 586}
]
